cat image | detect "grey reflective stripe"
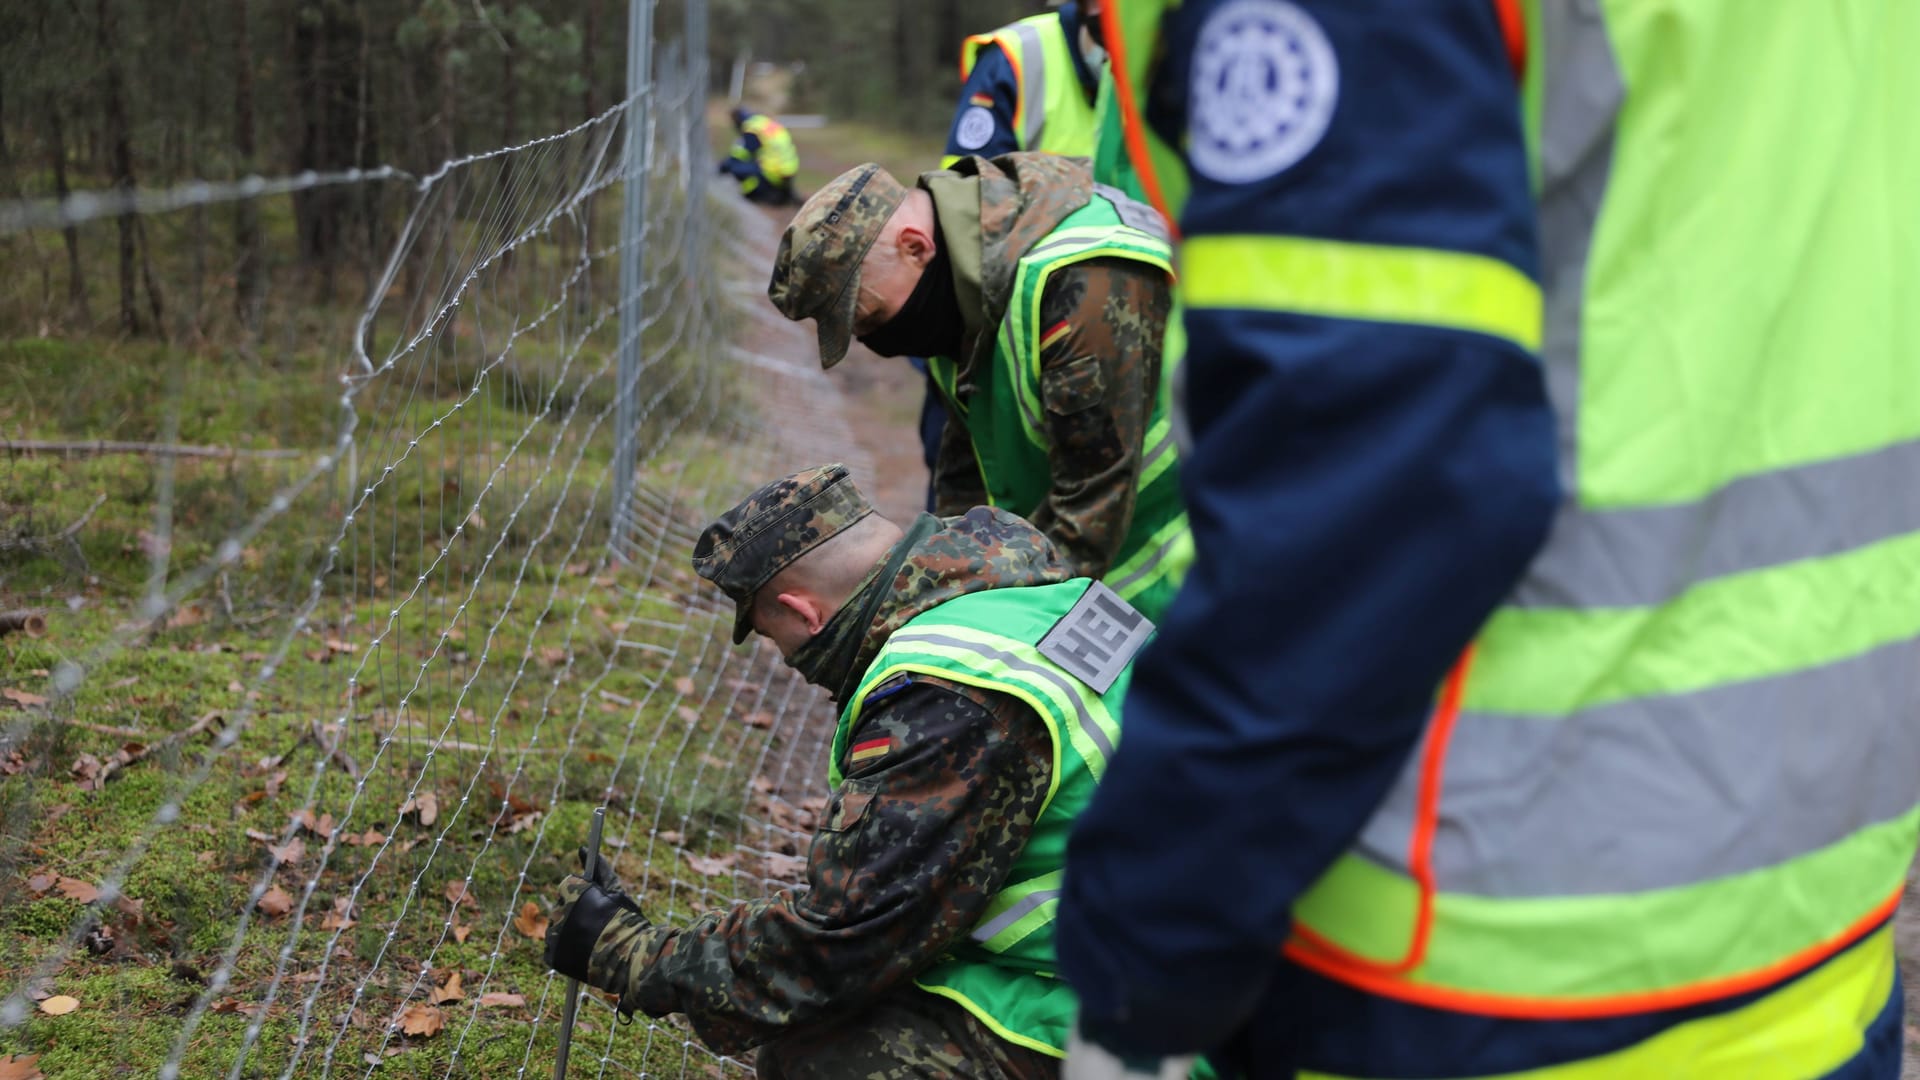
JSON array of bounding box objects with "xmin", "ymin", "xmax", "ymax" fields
[
  {"xmin": 1023, "ymin": 229, "xmax": 1107, "ymax": 264},
  {"xmin": 1107, "ymin": 522, "xmax": 1187, "ymax": 599},
  {"xmin": 1006, "ymin": 21, "xmax": 1049, "ymax": 149},
  {"xmin": 1141, "ymin": 426, "xmax": 1176, "ymax": 475},
  {"xmin": 969, "ymin": 888, "xmax": 1061, "ymax": 945},
  {"xmin": 1535, "ymin": 0, "xmax": 1622, "ymax": 501},
  {"xmin": 1513, "ymin": 436, "xmax": 1920, "ymax": 608},
  {"xmin": 1356, "ymin": 632, "xmax": 1920, "ymax": 898},
  {"xmin": 887, "ymin": 630, "xmax": 1114, "ymax": 761}
]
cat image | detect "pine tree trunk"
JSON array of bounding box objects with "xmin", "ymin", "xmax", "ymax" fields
[
  {"xmin": 47, "ymin": 104, "xmax": 89, "ymax": 324},
  {"xmin": 233, "ymin": 0, "xmax": 263, "ymax": 334},
  {"xmin": 96, "ymin": 0, "xmax": 141, "ymax": 335},
  {"xmin": 582, "ymin": 0, "xmax": 599, "ymax": 119}
]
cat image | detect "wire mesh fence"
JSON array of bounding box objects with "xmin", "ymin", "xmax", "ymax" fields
[{"xmin": 0, "ymin": 4, "xmax": 856, "ymax": 1075}]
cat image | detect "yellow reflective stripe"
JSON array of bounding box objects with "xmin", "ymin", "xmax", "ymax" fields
[
  {"xmin": 1106, "ymin": 513, "xmax": 1192, "ymax": 602},
  {"xmin": 1299, "ymin": 925, "xmax": 1897, "ymax": 1080},
  {"xmin": 913, "ymin": 983, "xmax": 1068, "ymax": 1059},
  {"xmin": 1468, "ymin": 526, "xmax": 1920, "ymax": 716},
  {"xmin": 1183, "ymin": 235, "xmax": 1543, "ymax": 354},
  {"xmin": 1295, "ymin": 802, "xmax": 1918, "ymax": 1000}
]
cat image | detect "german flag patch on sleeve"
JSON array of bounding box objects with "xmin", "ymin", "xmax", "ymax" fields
[{"xmin": 849, "ymin": 736, "xmax": 892, "ymax": 766}]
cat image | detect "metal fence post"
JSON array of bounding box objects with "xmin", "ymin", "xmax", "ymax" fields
[
  {"xmin": 610, "ymin": 0, "xmax": 654, "ymax": 553},
  {"xmin": 685, "ymin": 0, "xmax": 708, "ymax": 223}
]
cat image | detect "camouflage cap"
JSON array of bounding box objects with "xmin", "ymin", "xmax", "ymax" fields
[
  {"xmin": 767, "ymin": 163, "xmax": 909, "ymax": 369},
  {"xmin": 691, "ymin": 464, "xmax": 876, "ymax": 644}
]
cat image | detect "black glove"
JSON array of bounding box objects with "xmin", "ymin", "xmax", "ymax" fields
[{"xmin": 542, "ymin": 848, "xmax": 647, "ymax": 986}]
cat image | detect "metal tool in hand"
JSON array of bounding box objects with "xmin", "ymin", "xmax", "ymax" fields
[{"xmin": 553, "ymin": 806, "xmax": 606, "ymax": 1080}]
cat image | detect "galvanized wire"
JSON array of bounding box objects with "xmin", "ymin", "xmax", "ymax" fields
[{"xmin": 0, "ymin": 4, "xmax": 888, "ymax": 1075}]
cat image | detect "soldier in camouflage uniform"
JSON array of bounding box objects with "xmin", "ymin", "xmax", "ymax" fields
[
  {"xmin": 766, "ymin": 158, "xmax": 1190, "ymax": 621},
  {"xmin": 543, "ymin": 463, "xmax": 1158, "ymax": 1078}
]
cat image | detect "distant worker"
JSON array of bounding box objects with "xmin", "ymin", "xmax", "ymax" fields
[
  {"xmin": 1055, "ymin": 2, "xmax": 1920, "ymax": 1079},
  {"xmin": 767, "ymin": 157, "xmax": 1190, "ymax": 621},
  {"xmin": 543, "ymin": 463, "xmax": 1158, "ymax": 1074},
  {"xmin": 908, "ymin": 1, "xmax": 1105, "ymax": 511},
  {"xmin": 943, "ymin": 1, "xmax": 1104, "ymax": 165},
  {"xmin": 720, "ymin": 106, "xmax": 799, "ymax": 207}
]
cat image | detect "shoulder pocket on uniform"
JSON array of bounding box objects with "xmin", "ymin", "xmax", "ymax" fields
[
  {"xmin": 820, "ymin": 779, "xmax": 878, "ymax": 833},
  {"xmin": 1042, "ymin": 354, "xmax": 1107, "ymax": 416}
]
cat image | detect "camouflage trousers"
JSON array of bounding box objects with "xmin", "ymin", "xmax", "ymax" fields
[{"xmin": 753, "ymin": 988, "xmax": 1059, "ymax": 1080}]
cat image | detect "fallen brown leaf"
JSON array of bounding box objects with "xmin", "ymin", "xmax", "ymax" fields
[
  {"xmin": 452, "ymin": 923, "xmax": 471, "ymax": 944},
  {"xmin": 398, "ymin": 1003, "xmax": 443, "ymax": 1038},
  {"xmin": 321, "ymin": 896, "xmax": 355, "ymax": 932},
  {"xmin": 477, "ymin": 992, "xmax": 525, "ymax": 1008},
  {"xmin": 257, "ymin": 885, "xmax": 293, "ymax": 917},
  {"xmin": 538, "ymin": 646, "xmax": 567, "ymax": 666},
  {"xmin": 25, "ymin": 873, "xmax": 54, "ymax": 896},
  {"xmin": 740, "ymin": 711, "xmax": 775, "ymax": 729},
  {"xmin": 0, "ymin": 1053, "xmax": 44, "ymax": 1080},
  {"xmin": 210, "ymin": 999, "xmax": 264, "ymax": 1017},
  {"xmin": 512, "ymin": 901, "xmax": 548, "ymax": 940},
  {"xmin": 657, "ymin": 830, "xmax": 684, "ymax": 845},
  {"xmin": 37, "ymin": 995, "xmax": 79, "ymax": 1016},
  {"xmin": 671, "ymin": 676, "xmax": 696, "ymax": 697},
  {"xmin": 444, "ymin": 880, "xmax": 478, "ymax": 909},
  {"xmin": 430, "ymin": 971, "xmax": 464, "ymax": 1004},
  {"xmin": 55, "ymin": 877, "xmax": 99, "ymax": 904},
  {"xmin": 69, "ymin": 753, "xmax": 102, "ymax": 785},
  {"xmin": 3, "ymin": 687, "xmax": 49, "ymax": 708},
  {"xmin": 683, "ymin": 852, "xmax": 736, "ymax": 877},
  {"xmin": 399, "ymin": 792, "xmax": 439, "ymax": 827},
  {"xmin": 763, "ymin": 853, "xmax": 807, "ymax": 882},
  {"xmin": 165, "ymin": 603, "xmax": 205, "ymax": 629}
]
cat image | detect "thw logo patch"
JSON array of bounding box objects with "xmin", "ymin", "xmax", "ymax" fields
[{"xmin": 1037, "ymin": 582, "xmax": 1154, "ymax": 694}]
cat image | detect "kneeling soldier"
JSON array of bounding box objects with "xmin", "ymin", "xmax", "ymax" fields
[{"xmin": 543, "ymin": 463, "xmax": 1155, "ymax": 1078}]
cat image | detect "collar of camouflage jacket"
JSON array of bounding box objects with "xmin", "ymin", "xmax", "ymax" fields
[
  {"xmin": 848, "ymin": 507, "xmax": 1070, "ymax": 701},
  {"xmin": 920, "ymin": 154, "xmax": 1093, "ymax": 382},
  {"xmin": 795, "ymin": 509, "xmax": 1072, "ymax": 703}
]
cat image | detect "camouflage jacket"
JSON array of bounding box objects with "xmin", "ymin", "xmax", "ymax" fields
[
  {"xmin": 605, "ymin": 509, "xmax": 1072, "ymax": 1054},
  {"xmin": 924, "ymin": 155, "xmax": 1174, "ymax": 580}
]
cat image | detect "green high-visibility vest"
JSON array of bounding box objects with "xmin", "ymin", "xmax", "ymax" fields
[
  {"xmin": 732, "ymin": 114, "xmax": 797, "ymax": 186},
  {"xmin": 1100, "ymin": 0, "xmax": 1920, "ymax": 1074},
  {"xmin": 926, "ymin": 191, "xmax": 1192, "ymax": 621},
  {"xmin": 829, "ymin": 580, "xmax": 1138, "ymax": 1058},
  {"xmin": 958, "ymin": 11, "xmax": 1100, "ymax": 158}
]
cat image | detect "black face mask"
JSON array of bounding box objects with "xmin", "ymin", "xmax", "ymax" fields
[{"xmin": 856, "ymin": 238, "xmax": 964, "ymax": 359}]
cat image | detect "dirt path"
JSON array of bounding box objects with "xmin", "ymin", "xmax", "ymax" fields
[{"xmin": 721, "ymin": 211, "xmax": 928, "ymax": 525}]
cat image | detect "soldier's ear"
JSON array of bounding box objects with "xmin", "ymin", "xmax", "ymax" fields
[
  {"xmin": 773, "ymin": 591, "xmax": 831, "ymax": 636},
  {"xmin": 896, "ymin": 223, "xmax": 936, "ymax": 271}
]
